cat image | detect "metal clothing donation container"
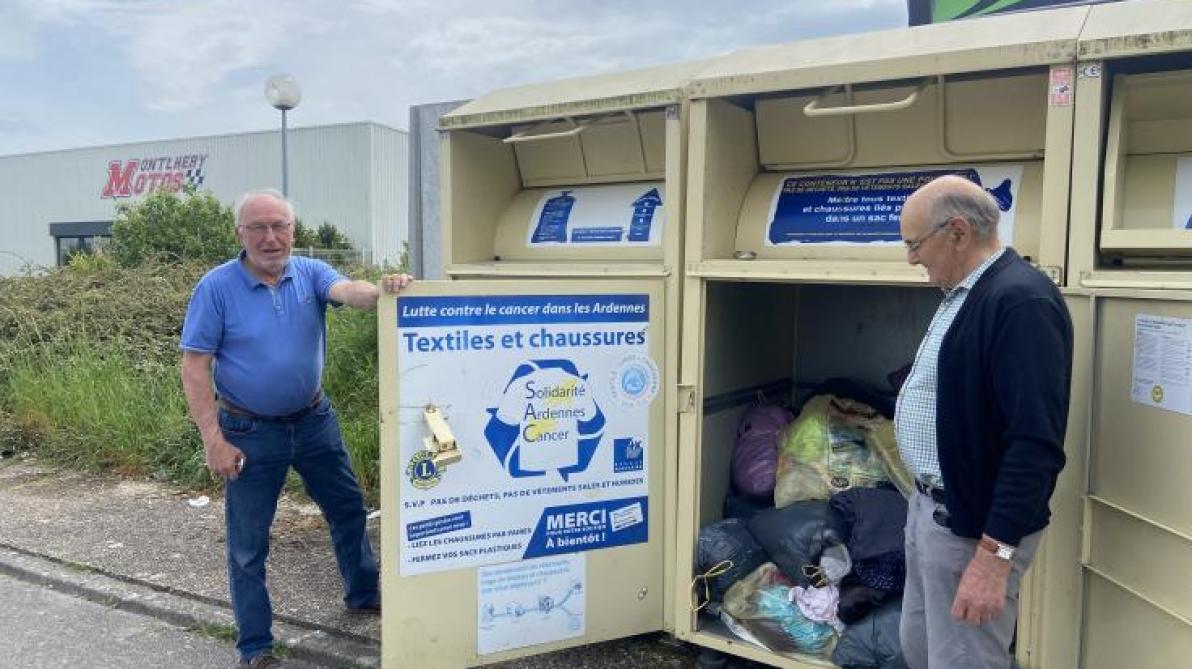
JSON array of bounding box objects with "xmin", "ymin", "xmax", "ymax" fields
[
  {"xmin": 1041, "ymin": 3, "xmax": 1192, "ymax": 669},
  {"xmin": 377, "ymin": 61, "xmax": 704, "ymax": 668},
  {"xmin": 670, "ymin": 9, "xmax": 1088, "ymax": 669}
]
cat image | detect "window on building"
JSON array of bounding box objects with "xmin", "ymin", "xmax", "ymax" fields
[{"xmin": 49, "ymin": 222, "xmax": 112, "ymax": 267}]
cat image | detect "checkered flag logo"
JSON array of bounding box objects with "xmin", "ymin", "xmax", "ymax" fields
[{"xmin": 185, "ymin": 168, "xmax": 205, "ymax": 189}]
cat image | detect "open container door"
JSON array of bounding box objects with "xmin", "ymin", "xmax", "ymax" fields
[
  {"xmin": 379, "ymin": 279, "xmax": 667, "ymax": 668},
  {"xmin": 1055, "ymin": 3, "xmax": 1192, "ymax": 666}
]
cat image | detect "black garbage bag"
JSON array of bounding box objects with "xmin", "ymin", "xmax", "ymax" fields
[
  {"xmin": 829, "ymin": 484, "xmax": 908, "ymax": 561},
  {"xmin": 837, "ymin": 575, "xmax": 898, "ymax": 624},
  {"xmin": 748, "ymin": 500, "xmax": 847, "ymax": 587},
  {"xmin": 831, "ymin": 598, "xmax": 908, "ymax": 669},
  {"xmin": 723, "ymin": 488, "xmax": 770, "ymax": 522},
  {"xmin": 695, "ymin": 518, "xmax": 768, "ymax": 603}
]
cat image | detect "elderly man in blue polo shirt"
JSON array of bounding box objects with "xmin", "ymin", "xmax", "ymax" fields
[
  {"xmin": 894, "ymin": 175, "xmax": 1072, "ymax": 669},
  {"xmin": 180, "ymin": 189, "xmax": 411, "ymax": 669}
]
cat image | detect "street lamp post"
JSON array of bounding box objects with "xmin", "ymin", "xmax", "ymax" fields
[{"xmin": 264, "ymin": 74, "xmax": 302, "ymax": 197}]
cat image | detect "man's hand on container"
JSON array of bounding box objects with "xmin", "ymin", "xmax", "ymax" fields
[{"xmin": 381, "ymin": 273, "xmax": 414, "ymax": 293}]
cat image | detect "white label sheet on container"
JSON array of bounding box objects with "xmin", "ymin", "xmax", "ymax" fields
[
  {"xmin": 1173, "ymin": 156, "xmax": 1192, "ymax": 230},
  {"xmin": 765, "ymin": 164, "xmax": 1022, "ymax": 246},
  {"xmin": 396, "ymin": 294, "xmax": 656, "ymax": 575},
  {"xmin": 527, "ymin": 183, "xmax": 665, "ymax": 247},
  {"xmin": 1131, "ymin": 314, "xmax": 1192, "ymax": 416},
  {"xmin": 477, "ymin": 554, "xmax": 585, "ymax": 655}
]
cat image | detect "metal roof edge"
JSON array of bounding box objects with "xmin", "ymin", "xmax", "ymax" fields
[{"xmin": 0, "ymin": 120, "xmax": 408, "ymax": 161}]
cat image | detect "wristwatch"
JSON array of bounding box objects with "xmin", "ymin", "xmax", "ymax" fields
[{"xmin": 979, "ymin": 536, "xmax": 1017, "ymax": 561}]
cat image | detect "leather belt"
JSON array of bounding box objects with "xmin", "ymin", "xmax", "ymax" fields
[
  {"xmin": 914, "ymin": 478, "xmax": 947, "ymax": 505},
  {"xmin": 217, "ymin": 391, "xmax": 324, "ymax": 422}
]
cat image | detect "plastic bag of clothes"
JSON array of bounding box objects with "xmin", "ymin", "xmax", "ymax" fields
[
  {"xmin": 774, "ymin": 395, "xmax": 892, "ymax": 507},
  {"xmin": 830, "ymin": 485, "xmax": 907, "ymax": 595},
  {"xmin": 831, "ymin": 598, "xmax": 908, "ymax": 669},
  {"xmin": 864, "ymin": 420, "xmax": 915, "ymax": 499},
  {"xmin": 731, "ymin": 404, "xmax": 794, "ymax": 501},
  {"xmin": 829, "ymin": 486, "xmax": 908, "ymax": 562},
  {"xmin": 694, "ymin": 518, "xmax": 768, "ymax": 604},
  {"xmin": 723, "ymin": 488, "xmax": 770, "ymax": 522},
  {"xmin": 722, "ymin": 562, "xmax": 835, "ymax": 655},
  {"xmin": 837, "ymin": 576, "xmax": 899, "ymax": 625},
  {"xmin": 749, "ymin": 500, "xmax": 847, "ymax": 587}
]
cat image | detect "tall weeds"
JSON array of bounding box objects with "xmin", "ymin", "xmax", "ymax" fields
[{"xmin": 0, "ymin": 260, "xmax": 386, "ymax": 504}]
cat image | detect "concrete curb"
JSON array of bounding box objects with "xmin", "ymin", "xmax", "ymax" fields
[{"xmin": 0, "ymin": 545, "xmax": 379, "ymax": 668}]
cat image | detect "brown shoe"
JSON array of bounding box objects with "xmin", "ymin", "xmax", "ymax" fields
[{"xmin": 238, "ymin": 652, "xmax": 281, "ymax": 668}]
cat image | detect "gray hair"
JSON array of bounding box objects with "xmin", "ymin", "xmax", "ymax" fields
[
  {"xmin": 931, "ymin": 184, "xmax": 1000, "ymax": 243},
  {"xmin": 233, "ymin": 189, "xmax": 295, "ymax": 226}
]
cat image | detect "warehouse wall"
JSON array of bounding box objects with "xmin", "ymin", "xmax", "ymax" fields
[{"xmin": 0, "ymin": 121, "xmax": 408, "ymax": 275}]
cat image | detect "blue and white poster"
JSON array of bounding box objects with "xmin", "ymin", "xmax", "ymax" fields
[
  {"xmin": 1173, "ymin": 156, "xmax": 1192, "ymax": 231},
  {"xmin": 527, "ymin": 183, "xmax": 665, "ymax": 247},
  {"xmin": 396, "ymin": 294, "xmax": 657, "ymax": 575},
  {"xmin": 764, "ymin": 164, "xmax": 1023, "ymax": 247}
]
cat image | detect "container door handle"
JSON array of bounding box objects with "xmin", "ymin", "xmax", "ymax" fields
[
  {"xmin": 503, "ymin": 117, "xmax": 590, "ymax": 144},
  {"xmin": 803, "ymin": 78, "xmax": 930, "ymax": 117}
]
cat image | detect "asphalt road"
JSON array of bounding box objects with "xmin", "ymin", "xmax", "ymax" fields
[{"xmin": 0, "ymin": 573, "xmax": 324, "ymax": 669}]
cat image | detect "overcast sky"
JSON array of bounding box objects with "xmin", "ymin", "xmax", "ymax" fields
[{"xmin": 0, "ymin": 0, "xmax": 907, "ymax": 156}]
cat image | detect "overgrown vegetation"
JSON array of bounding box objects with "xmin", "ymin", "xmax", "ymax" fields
[{"xmin": 0, "ymin": 189, "xmax": 388, "ymax": 504}]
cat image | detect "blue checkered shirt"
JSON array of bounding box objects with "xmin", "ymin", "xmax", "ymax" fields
[{"xmin": 895, "ymin": 248, "xmax": 1006, "ymax": 486}]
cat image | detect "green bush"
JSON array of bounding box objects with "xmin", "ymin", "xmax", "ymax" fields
[{"xmin": 107, "ymin": 186, "xmax": 238, "ymax": 267}]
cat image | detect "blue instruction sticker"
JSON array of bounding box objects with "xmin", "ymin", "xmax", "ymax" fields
[
  {"xmin": 531, "ymin": 191, "xmax": 575, "ymax": 243},
  {"xmin": 766, "ymin": 165, "xmax": 1022, "ymax": 246}
]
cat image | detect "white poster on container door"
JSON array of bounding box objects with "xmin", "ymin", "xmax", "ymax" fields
[
  {"xmin": 764, "ymin": 164, "xmax": 1022, "ymax": 247},
  {"xmin": 396, "ymin": 293, "xmax": 657, "ymax": 575},
  {"xmin": 1172, "ymin": 156, "xmax": 1192, "ymax": 230},
  {"xmin": 526, "ymin": 183, "xmax": 665, "ymax": 247},
  {"xmin": 1131, "ymin": 314, "xmax": 1192, "ymax": 416},
  {"xmin": 477, "ymin": 553, "xmax": 585, "ymax": 654}
]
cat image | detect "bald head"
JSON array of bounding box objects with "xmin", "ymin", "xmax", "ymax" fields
[
  {"xmin": 234, "ymin": 189, "xmax": 295, "ymax": 227},
  {"xmin": 904, "ymin": 175, "xmax": 1001, "ymax": 244}
]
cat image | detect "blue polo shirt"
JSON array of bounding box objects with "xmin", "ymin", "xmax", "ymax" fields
[{"xmin": 181, "ymin": 253, "xmax": 346, "ymax": 417}]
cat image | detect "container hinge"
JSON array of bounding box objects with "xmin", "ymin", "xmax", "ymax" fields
[
  {"xmin": 1037, "ymin": 265, "xmax": 1063, "ymax": 285},
  {"xmin": 677, "ymin": 385, "xmax": 698, "ymax": 414}
]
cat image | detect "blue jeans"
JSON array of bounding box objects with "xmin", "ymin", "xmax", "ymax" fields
[{"xmin": 219, "ymin": 396, "xmax": 379, "ymax": 661}]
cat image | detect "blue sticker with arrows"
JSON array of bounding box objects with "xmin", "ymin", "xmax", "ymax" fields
[{"xmin": 527, "ymin": 184, "xmax": 665, "ymax": 247}]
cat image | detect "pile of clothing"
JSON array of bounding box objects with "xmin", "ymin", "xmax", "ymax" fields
[{"xmin": 694, "ymin": 392, "xmax": 913, "ymax": 669}]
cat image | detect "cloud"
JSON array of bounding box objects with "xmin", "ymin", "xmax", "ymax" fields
[
  {"xmin": 0, "ymin": 0, "xmax": 909, "ymax": 154},
  {"xmin": 111, "ymin": 1, "xmax": 333, "ymax": 110},
  {"xmin": 0, "ymin": 114, "xmax": 40, "ymax": 136},
  {"xmin": 5, "ymin": 0, "xmax": 334, "ymax": 110},
  {"xmin": 348, "ymin": 0, "xmax": 904, "ymax": 105}
]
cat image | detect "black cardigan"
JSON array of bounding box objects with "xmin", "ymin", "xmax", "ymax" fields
[{"xmin": 936, "ymin": 248, "xmax": 1073, "ymax": 545}]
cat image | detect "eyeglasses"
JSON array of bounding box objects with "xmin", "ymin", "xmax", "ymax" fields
[
  {"xmin": 239, "ymin": 221, "xmax": 293, "ymax": 236},
  {"xmin": 903, "ymin": 218, "xmax": 954, "ymax": 253}
]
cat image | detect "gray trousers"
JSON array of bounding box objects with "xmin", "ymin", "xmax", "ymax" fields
[{"xmin": 900, "ymin": 492, "xmax": 1042, "ymax": 669}]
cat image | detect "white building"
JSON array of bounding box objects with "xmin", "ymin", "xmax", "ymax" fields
[{"xmin": 0, "ymin": 121, "xmax": 408, "ymax": 274}]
